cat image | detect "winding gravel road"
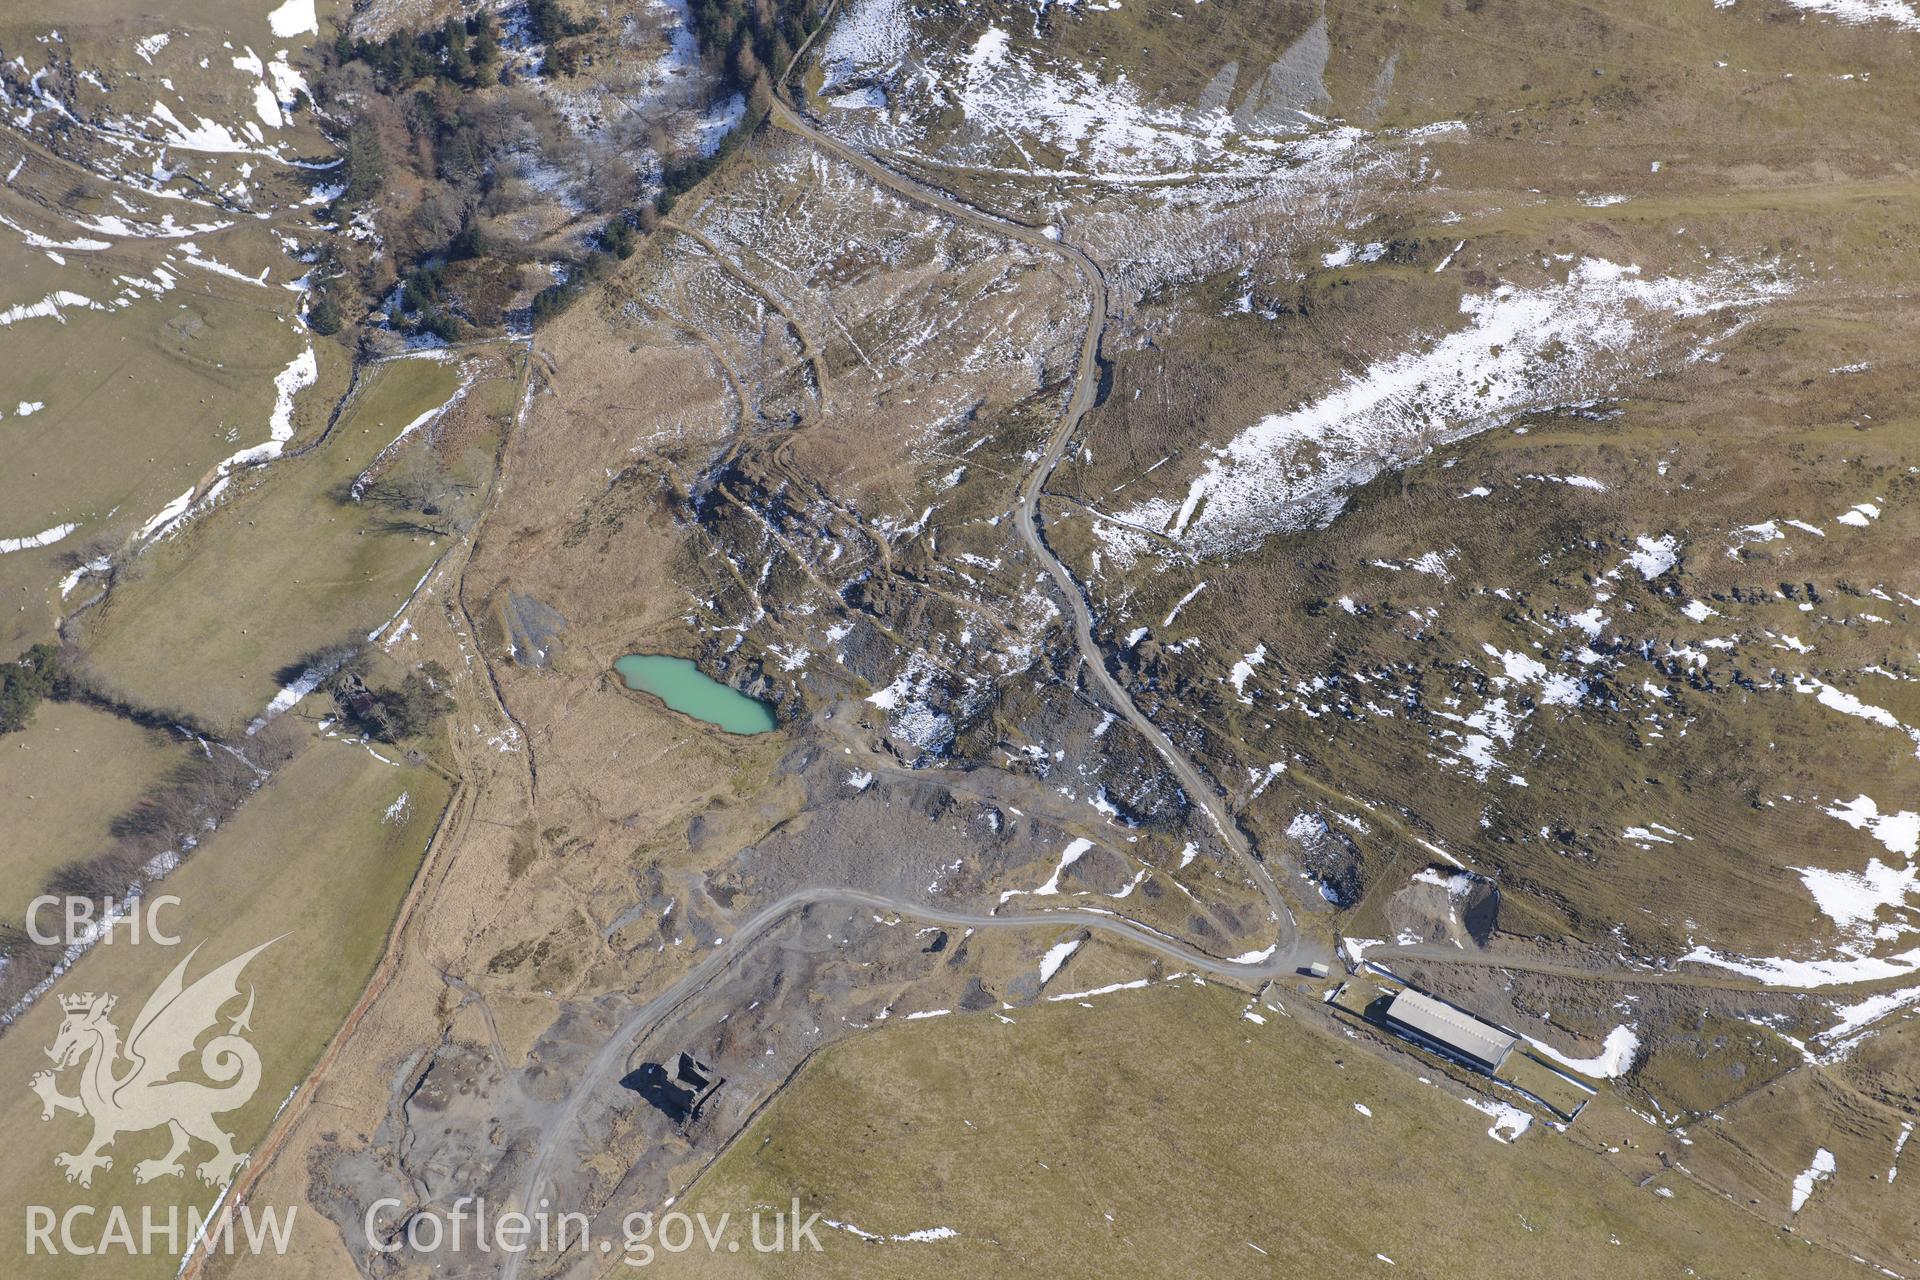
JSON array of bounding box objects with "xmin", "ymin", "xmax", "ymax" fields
[
  {"xmin": 500, "ymin": 886, "xmax": 1320, "ymax": 1279},
  {"xmin": 500, "ymin": 98, "xmax": 1323, "ymax": 1280},
  {"xmin": 770, "ymin": 98, "xmax": 1303, "ymax": 938}
]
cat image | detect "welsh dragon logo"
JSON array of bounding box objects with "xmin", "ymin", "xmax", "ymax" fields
[{"xmin": 30, "ymin": 940, "xmax": 274, "ymax": 1189}]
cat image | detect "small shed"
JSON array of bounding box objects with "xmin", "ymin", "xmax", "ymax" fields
[{"xmin": 1383, "ymin": 988, "xmax": 1518, "ymax": 1074}]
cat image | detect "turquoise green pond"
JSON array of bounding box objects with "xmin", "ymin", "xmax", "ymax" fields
[{"xmin": 613, "ymin": 654, "xmax": 777, "ymax": 734}]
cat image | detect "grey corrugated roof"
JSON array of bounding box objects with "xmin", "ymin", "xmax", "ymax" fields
[{"xmin": 1385, "ymin": 988, "xmax": 1517, "ymax": 1068}]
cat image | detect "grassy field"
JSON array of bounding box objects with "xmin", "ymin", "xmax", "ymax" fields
[
  {"xmin": 678, "ymin": 978, "xmax": 1862, "ymax": 1278},
  {"xmin": 0, "ymin": 730, "xmax": 449, "ymax": 1280},
  {"xmin": 1670, "ymin": 1014, "xmax": 1920, "ymax": 1278},
  {"xmin": 0, "ymin": 209, "xmax": 335, "ymax": 657},
  {"xmin": 0, "ymin": 701, "xmax": 185, "ymax": 929},
  {"xmin": 0, "ymin": 0, "xmax": 359, "ymax": 661},
  {"xmin": 0, "ymin": 0, "xmax": 353, "ymax": 54},
  {"xmin": 74, "ymin": 356, "xmax": 488, "ymax": 733}
]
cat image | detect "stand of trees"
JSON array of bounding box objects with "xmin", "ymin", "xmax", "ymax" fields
[
  {"xmin": 0, "ymin": 643, "xmax": 64, "ymax": 734},
  {"xmin": 316, "ymin": 0, "xmax": 830, "ymax": 335},
  {"xmin": 324, "ymin": 650, "xmax": 457, "ymax": 743},
  {"xmin": 0, "ymin": 704, "xmax": 300, "ymax": 1009},
  {"xmin": 317, "ymin": 66, "xmax": 564, "ymax": 339},
  {"xmin": 687, "ymin": 0, "xmax": 823, "ymax": 98},
  {"xmin": 530, "ymin": 0, "xmax": 598, "ymax": 45},
  {"xmin": 528, "ymin": 0, "xmax": 823, "ymax": 329},
  {"xmin": 333, "ymin": 11, "xmax": 507, "ymax": 91}
]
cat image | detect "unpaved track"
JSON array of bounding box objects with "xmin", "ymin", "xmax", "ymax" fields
[
  {"xmin": 659, "ymin": 216, "xmax": 833, "ymax": 410},
  {"xmin": 501, "ymin": 102, "xmax": 1322, "ymax": 1280},
  {"xmin": 1367, "ymin": 941, "xmax": 1920, "ymax": 998},
  {"xmin": 501, "ymin": 885, "xmax": 1321, "ymax": 1279},
  {"xmin": 179, "ymin": 347, "xmax": 539, "ymax": 1280},
  {"xmin": 768, "ymin": 97, "xmax": 1303, "ymax": 942}
]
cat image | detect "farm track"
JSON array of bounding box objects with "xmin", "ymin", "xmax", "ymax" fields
[
  {"xmin": 659, "ymin": 217, "xmax": 833, "ymax": 412},
  {"xmin": 177, "ymin": 343, "xmax": 542, "ymax": 1280},
  {"xmin": 499, "ymin": 87, "xmax": 1326, "ymax": 1280},
  {"xmin": 768, "ymin": 95, "xmax": 1307, "ymax": 949},
  {"xmin": 1366, "ymin": 941, "xmax": 1920, "ymax": 998}
]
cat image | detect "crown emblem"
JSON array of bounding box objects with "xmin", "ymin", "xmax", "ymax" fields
[{"xmin": 59, "ymin": 992, "xmax": 111, "ymax": 1015}]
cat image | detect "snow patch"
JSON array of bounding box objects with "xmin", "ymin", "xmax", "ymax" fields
[
  {"xmin": 1626, "ymin": 534, "xmax": 1679, "ymax": 580},
  {"xmin": 1789, "ymin": 1148, "xmax": 1835, "ymax": 1214},
  {"xmin": 0, "ymin": 522, "xmax": 77, "ymax": 555},
  {"xmin": 1522, "ymin": 1025, "xmax": 1639, "ymax": 1078},
  {"xmin": 1823, "ymin": 795, "xmax": 1920, "ymax": 857},
  {"xmin": 1037, "ymin": 938, "xmax": 1081, "ymax": 984},
  {"xmin": 1463, "ymin": 1096, "xmax": 1533, "ymax": 1143},
  {"xmin": 267, "ymin": 0, "xmax": 318, "ymax": 38},
  {"xmin": 1779, "ymin": 1, "xmax": 1920, "ymax": 32},
  {"xmin": 1128, "ymin": 259, "xmax": 1788, "ymax": 555},
  {"xmin": 1001, "ymin": 838, "xmax": 1095, "ymax": 904}
]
